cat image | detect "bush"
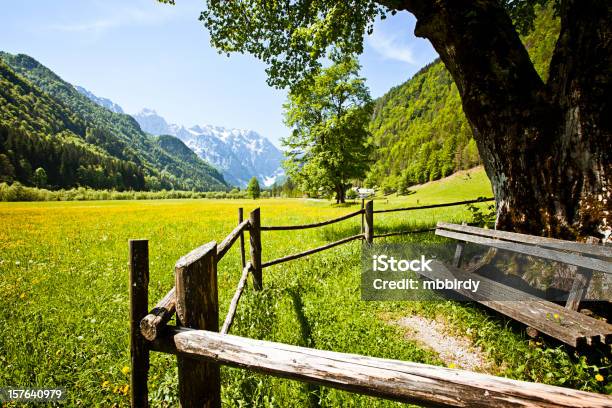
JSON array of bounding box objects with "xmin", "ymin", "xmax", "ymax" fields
[
  {"xmin": 0, "ymin": 182, "xmax": 247, "ymax": 202},
  {"xmin": 466, "ymin": 200, "xmax": 497, "ymax": 227}
]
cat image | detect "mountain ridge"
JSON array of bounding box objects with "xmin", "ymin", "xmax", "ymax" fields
[
  {"xmin": 0, "ymin": 52, "xmax": 227, "ymax": 191},
  {"xmin": 133, "ymin": 109, "xmax": 284, "ymax": 187},
  {"xmin": 75, "ymin": 85, "xmax": 124, "ymax": 114}
]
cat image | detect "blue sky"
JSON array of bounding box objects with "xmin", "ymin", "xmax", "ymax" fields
[{"xmin": 1, "ymin": 0, "xmax": 437, "ymax": 147}]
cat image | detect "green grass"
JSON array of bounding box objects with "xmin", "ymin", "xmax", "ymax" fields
[
  {"xmin": 373, "ymin": 166, "xmax": 491, "ymax": 205},
  {"xmin": 1, "ymin": 169, "xmax": 609, "ymax": 407}
]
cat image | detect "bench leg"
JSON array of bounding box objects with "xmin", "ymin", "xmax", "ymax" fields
[
  {"xmin": 565, "ymin": 236, "xmax": 598, "ymax": 311},
  {"xmin": 453, "ymin": 242, "xmax": 465, "ymax": 268},
  {"xmin": 565, "ymin": 268, "xmax": 593, "ymax": 311}
]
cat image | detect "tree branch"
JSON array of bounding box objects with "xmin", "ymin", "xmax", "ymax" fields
[{"xmin": 386, "ymin": 0, "xmax": 555, "ymax": 147}]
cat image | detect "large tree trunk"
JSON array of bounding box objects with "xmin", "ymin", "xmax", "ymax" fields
[{"xmin": 393, "ymin": 0, "xmax": 611, "ymax": 240}]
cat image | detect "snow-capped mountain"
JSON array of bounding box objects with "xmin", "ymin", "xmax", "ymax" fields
[
  {"xmin": 74, "ymin": 86, "xmax": 124, "ymax": 114},
  {"xmin": 132, "ymin": 108, "xmax": 170, "ymax": 135},
  {"xmin": 132, "ymin": 109, "xmax": 284, "ymax": 187}
]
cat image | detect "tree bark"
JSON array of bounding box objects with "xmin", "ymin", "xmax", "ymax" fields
[{"xmin": 389, "ymin": 0, "xmax": 611, "ymax": 240}]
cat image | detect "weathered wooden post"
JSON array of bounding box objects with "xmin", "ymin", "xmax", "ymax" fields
[
  {"xmin": 175, "ymin": 242, "xmax": 221, "ymax": 408},
  {"xmin": 249, "ymin": 208, "xmax": 263, "ymax": 290},
  {"xmin": 360, "ymin": 199, "xmax": 365, "ymax": 234},
  {"xmin": 129, "ymin": 239, "xmax": 150, "ymax": 408},
  {"xmin": 238, "ymin": 207, "xmax": 246, "ymax": 269},
  {"xmin": 364, "ymin": 200, "xmax": 374, "ymax": 245}
]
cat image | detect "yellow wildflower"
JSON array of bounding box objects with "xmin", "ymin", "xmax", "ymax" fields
[
  {"xmin": 553, "ymin": 313, "xmax": 559, "ymax": 320},
  {"xmin": 595, "ymin": 374, "xmax": 604, "ymax": 382},
  {"xmin": 121, "ymin": 366, "xmax": 130, "ymax": 375},
  {"xmin": 19, "ymin": 293, "xmax": 26, "ymax": 299},
  {"xmin": 122, "ymin": 384, "xmax": 129, "ymax": 395},
  {"xmin": 102, "ymin": 380, "xmax": 110, "ymax": 388},
  {"xmin": 448, "ymin": 363, "xmax": 456, "ymax": 369}
]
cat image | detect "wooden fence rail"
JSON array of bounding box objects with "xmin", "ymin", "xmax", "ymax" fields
[
  {"xmin": 150, "ymin": 327, "xmax": 612, "ymax": 408},
  {"xmin": 217, "ymin": 218, "xmax": 250, "ymax": 261},
  {"xmin": 129, "ymin": 198, "xmax": 612, "ymax": 407},
  {"xmin": 260, "ymin": 208, "xmax": 363, "ymax": 231},
  {"xmin": 221, "ymin": 262, "xmax": 252, "ymax": 335},
  {"xmin": 140, "ymin": 287, "xmax": 176, "ymax": 341},
  {"xmin": 373, "ymin": 228, "xmax": 435, "ymax": 238},
  {"xmin": 372, "ymin": 197, "xmax": 494, "ymax": 214},
  {"xmin": 261, "ymin": 234, "xmax": 364, "ymax": 268}
]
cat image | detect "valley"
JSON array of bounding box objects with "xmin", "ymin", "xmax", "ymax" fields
[
  {"xmin": 132, "ymin": 108, "xmax": 284, "ymax": 187},
  {"xmin": 1, "ymin": 166, "xmax": 604, "ymax": 406}
]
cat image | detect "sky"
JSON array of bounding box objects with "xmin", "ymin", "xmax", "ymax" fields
[{"xmin": 1, "ymin": 0, "xmax": 438, "ymax": 147}]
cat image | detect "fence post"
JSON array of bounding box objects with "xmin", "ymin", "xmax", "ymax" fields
[
  {"xmin": 364, "ymin": 200, "xmax": 374, "ymax": 245},
  {"xmin": 175, "ymin": 242, "xmax": 221, "ymax": 408},
  {"xmin": 360, "ymin": 199, "xmax": 365, "ymax": 234},
  {"xmin": 249, "ymin": 208, "xmax": 263, "ymax": 290},
  {"xmin": 129, "ymin": 239, "xmax": 150, "ymax": 408},
  {"xmin": 238, "ymin": 208, "xmax": 246, "ymax": 269}
]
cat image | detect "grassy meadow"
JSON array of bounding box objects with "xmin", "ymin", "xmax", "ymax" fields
[{"xmin": 1, "ymin": 167, "xmax": 609, "ymax": 407}]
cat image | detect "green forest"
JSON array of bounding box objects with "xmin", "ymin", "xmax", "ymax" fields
[
  {"xmin": 0, "ymin": 6, "xmax": 559, "ymax": 197},
  {"xmin": 365, "ymin": 5, "xmax": 560, "ymax": 193},
  {"xmin": 0, "ymin": 53, "xmax": 227, "ymax": 192}
]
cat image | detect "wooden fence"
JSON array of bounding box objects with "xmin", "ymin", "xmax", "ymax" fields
[{"xmin": 128, "ymin": 198, "xmax": 612, "ymax": 407}]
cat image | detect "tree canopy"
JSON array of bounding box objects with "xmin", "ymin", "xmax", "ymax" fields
[
  {"xmin": 196, "ymin": 1, "xmax": 553, "ymax": 89},
  {"xmin": 283, "ymin": 56, "xmax": 373, "ymax": 203},
  {"xmin": 170, "ymin": 0, "xmax": 611, "ymax": 237},
  {"xmin": 247, "ymin": 176, "xmax": 261, "ymax": 199}
]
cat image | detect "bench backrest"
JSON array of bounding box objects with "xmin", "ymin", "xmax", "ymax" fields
[
  {"xmin": 436, "ymin": 222, "xmax": 611, "ymax": 258},
  {"xmin": 435, "ymin": 222, "xmax": 612, "ymax": 274}
]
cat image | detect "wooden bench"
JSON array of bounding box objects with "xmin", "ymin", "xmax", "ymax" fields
[{"xmin": 430, "ymin": 222, "xmax": 612, "ymax": 347}]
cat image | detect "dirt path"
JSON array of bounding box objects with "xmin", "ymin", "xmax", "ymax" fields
[{"xmin": 396, "ymin": 315, "xmax": 492, "ymax": 372}]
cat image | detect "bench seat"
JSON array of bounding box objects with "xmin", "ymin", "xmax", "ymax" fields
[
  {"xmin": 422, "ymin": 260, "xmax": 612, "ymax": 347},
  {"xmin": 432, "ymin": 222, "xmax": 612, "ymax": 347}
]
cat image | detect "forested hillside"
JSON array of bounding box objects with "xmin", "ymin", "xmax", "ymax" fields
[
  {"xmin": 366, "ymin": 5, "xmax": 560, "ymax": 192},
  {"xmin": 0, "ymin": 52, "xmax": 227, "ymax": 191}
]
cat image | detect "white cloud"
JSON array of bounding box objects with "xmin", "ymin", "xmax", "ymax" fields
[
  {"xmin": 366, "ymin": 29, "xmax": 418, "ymax": 65},
  {"xmin": 48, "ymin": 19, "xmax": 119, "ymax": 33},
  {"xmin": 47, "ymin": 3, "xmax": 181, "ymax": 34}
]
